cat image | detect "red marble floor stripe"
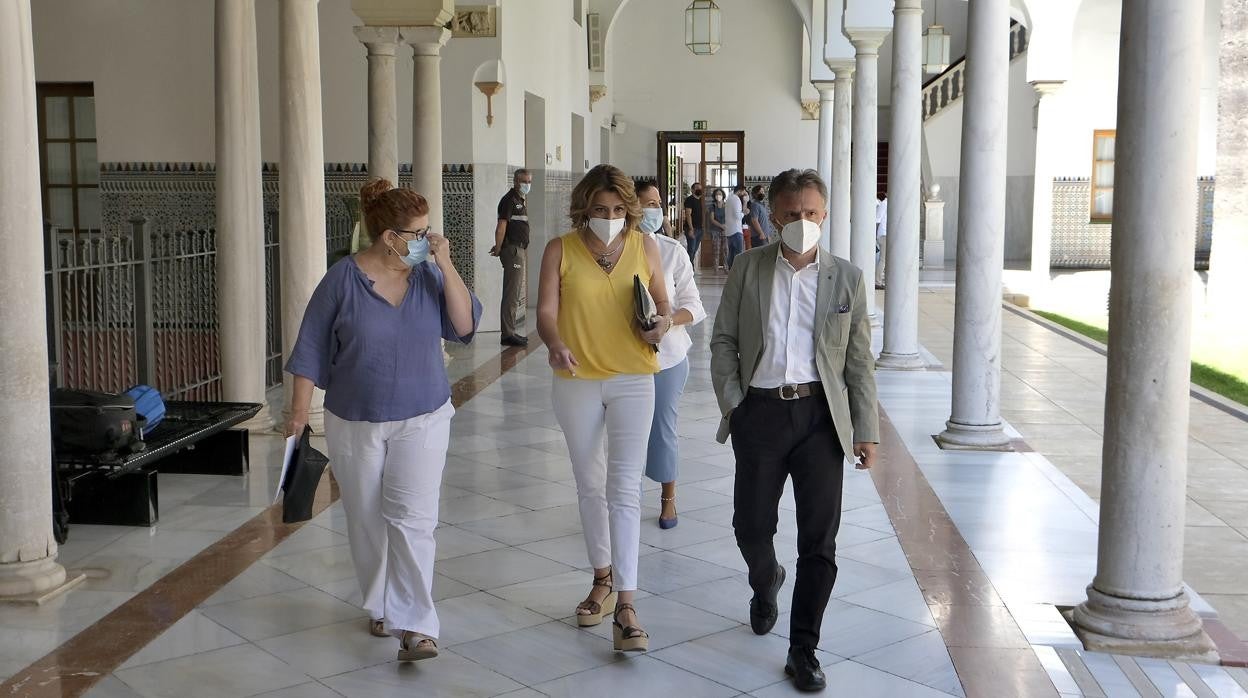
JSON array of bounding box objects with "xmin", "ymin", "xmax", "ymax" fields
[
  {"xmin": 1, "ymin": 332, "xmax": 543, "ymax": 698},
  {"xmin": 871, "ymin": 409, "xmax": 1060, "ymax": 697}
]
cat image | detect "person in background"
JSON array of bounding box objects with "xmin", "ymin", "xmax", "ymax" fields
[
  {"xmin": 710, "ymin": 168, "xmax": 878, "ymax": 692},
  {"xmin": 634, "ymin": 180, "xmax": 707, "ymax": 529},
  {"xmin": 747, "ymin": 184, "xmax": 774, "ymax": 248},
  {"xmin": 875, "ymin": 191, "xmax": 888, "ymax": 290},
  {"xmin": 709, "ymin": 188, "xmax": 728, "ymax": 270},
  {"xmin": 285, "ymin": 178, "xmax": 482, "ymax": 663},
  {"xmin": 726, "ymin": 184, "xmax": 747, "ymax": 268},
  {"xmin": 491, "ymin": 169, "xmax": 533, "ymax": 347},
  {"xmin": 537, "ymin": 164, "xmax": 672, "ymax": 653},
  {"xmin": 682, "ymin": 182, "xmax": 705, "ymax": 264}
]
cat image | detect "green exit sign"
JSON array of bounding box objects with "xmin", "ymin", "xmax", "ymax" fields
[{"xmin": 692, "ymin": 120, "xmax": 708, "ymax": 130}]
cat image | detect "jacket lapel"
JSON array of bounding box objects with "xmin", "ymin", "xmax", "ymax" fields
[
  {"xmin": 756, "ymin": 243, "xmax": 779, "ymax": 337},
  {"xmin": 815, "ymin": 249, "xmax": 836, "ymax": 342}
]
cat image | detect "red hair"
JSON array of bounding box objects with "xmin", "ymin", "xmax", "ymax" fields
[{"xmin": 360, "ymin": 178, "xmax": 430, "ymax": 241}]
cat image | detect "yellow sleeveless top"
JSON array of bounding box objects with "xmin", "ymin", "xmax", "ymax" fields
[{"xmin": 556, "ymin": 230, "xmax": 660, "ymax": 380}]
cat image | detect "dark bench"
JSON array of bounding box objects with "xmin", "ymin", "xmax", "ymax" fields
[{"xmin": 55, "ymin": 401, "xmax": 263, "ymax": 527}]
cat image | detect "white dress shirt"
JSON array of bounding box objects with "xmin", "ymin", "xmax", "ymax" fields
[
  {"xmin": 726, "ymin": 194, "xmax": 744, "ymax": 235},
  {"xmin": 651, "ymin": 233, "xmax": 707, "ymax": 370},
  {"xmin": 750, "ymin": 253, "xmax": 821, "ymax": 388},
  {"xmin": 875, "ymin": 197, "xmax": 888, "ymax": 237}
]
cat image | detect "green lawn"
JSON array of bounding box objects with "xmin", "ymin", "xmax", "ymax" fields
[{"xmin": 1033, "ymin": 310, "xmax": 1248, "ymax": 407}]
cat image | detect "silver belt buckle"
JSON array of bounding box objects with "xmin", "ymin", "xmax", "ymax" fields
[{"xmin": 779, "ymin": 384, "xmax": 800, "ymax": 400}]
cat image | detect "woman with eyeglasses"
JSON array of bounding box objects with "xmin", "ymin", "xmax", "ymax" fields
[{"xmin": 284, "ymin": 178, "xmax": 482, "ymax": 663}]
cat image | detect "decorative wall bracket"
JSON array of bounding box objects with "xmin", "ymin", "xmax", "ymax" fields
[
  {"xmin": 452, "ymin": 6, "xmax": 497, "ymax": 37},
  {"xmin": 589, "ymin": 84, "xmax": 607, "ymax": 112},
  {"xmin": 474, "ymin": 81, "xmax": 502, "ymax": 126},
  {"xmin": 800, "ymin": 99, "xmax": 820, "ymax": 120}
]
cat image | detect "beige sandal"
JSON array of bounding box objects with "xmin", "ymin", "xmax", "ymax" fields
[
  {"xmin": 612, "ymin": 603, "xmax": 649, "ymax": 652},
  {"xmin": 397, "ymin": 631, "xmax": 438, "ymax": 661},
  {"xmin": 368, "ymin": 618, "xmax": 388, "ymax": 638},
  {"xmin": 575, "ymin": 569, "xmax": 617, "ymax": 627}
]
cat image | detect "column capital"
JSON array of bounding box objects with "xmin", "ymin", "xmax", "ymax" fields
[
  {"xmin": 354, "ymin": 25, "xmax": 401, "ymax": 54},
  {"xmin": 811, "ymin": 79, "xmax": 836, "ymax": 96},
  {"xmin": 893, "ymin": 0, "xmax": 923, "ymax": 13},
  {"xmin": 846, "ymin": 31, "xmax": 888, "ymax": 54},
  {"xmin": 827, "ymin": 59, "xmax": 855, "ymax": 80},
  {"xmin": 400, "ymin": 25, "xmax": 450, "ymax": 55},
  {"xmin": 1031, "ymin": 79, "xmax": 1066, "ymax": 98}
]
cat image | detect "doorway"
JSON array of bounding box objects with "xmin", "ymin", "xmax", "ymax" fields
[{"xmin": 657, "ymin": 130, "xmax": 745, "ymax": 270}]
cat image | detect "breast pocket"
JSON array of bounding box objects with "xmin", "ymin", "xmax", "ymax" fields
[{"xmin": 824, "ymin": 311, "xmax": 851, "ymax": 350}]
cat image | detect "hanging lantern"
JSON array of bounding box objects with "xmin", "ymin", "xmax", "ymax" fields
[
  {"xmin": 684, "ymin": 0, "xmax": 721, "ymax": 56},
  {"xmin": 923, "ymin": 24, "xmax": 951, "ymax": 74}
]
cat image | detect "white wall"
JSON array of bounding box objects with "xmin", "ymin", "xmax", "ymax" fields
[{"xmin": 606, "ymin": 0, "xmax": 818, "ymax": 178}]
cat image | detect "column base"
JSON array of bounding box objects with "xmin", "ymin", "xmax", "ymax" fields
[
  {"xmin": 239, "ymin": 401, "xmax": 276, "ymax": 433},
  {"xmin": 0, "ymin": 556, "xmax": 77, "ymax": 601},
  {"xmin": 876, "ymin": 351, "xmax": 926, "ymax": 370},
  {"xmin": 936, "ymin": 419, "xmax": 1013, "ymax": 450},
  {"xmin": 1072, "ymin": 586, "xmax": 1219, "ymax": 663},
  {"xmin": 869, "ymin": 311, "xmax": 883, "ymax": 328}
]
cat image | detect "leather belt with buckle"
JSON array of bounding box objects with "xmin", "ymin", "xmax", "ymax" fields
[{"xmin": 748, "ymin": 382, "xmax": 824, "ymax": 400}]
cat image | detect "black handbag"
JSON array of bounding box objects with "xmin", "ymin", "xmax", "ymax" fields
[
  {"xmin": 280, "ymin": 425, "xmax": 330, "ymax": 523},
  {"xmin": 633, "ymin": 274, "xmax": 660, "ymax": 352}
]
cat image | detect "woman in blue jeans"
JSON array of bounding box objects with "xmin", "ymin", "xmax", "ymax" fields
[{"xmin": 634, "ymin": 181, "xmax": 707, "ymax": 528}]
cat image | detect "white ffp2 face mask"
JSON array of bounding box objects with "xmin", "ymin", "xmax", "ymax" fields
[
  {"xmin": 780, "ymin": 219, "xmax": 822, "ymax": 254},
  {"xmin": 588, "ymin": 217, "xmax": 626, "ymax": 245}
]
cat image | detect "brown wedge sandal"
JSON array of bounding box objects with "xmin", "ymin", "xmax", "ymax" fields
[
  {"xmin": 612, "ymin": 603, "xmax": 649, "ymax": 652},
  {"xmin": 575, "ymin": 568, "xmax": 617, "ymax": 627},
  {"xmin": 397, "ymin": 631, "xmax": 438, "ymax": 661}
]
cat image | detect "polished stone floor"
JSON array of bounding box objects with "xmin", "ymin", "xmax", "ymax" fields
[{"xmin": 3, "ymin": 275, "xmax": 1247, "ymax": 697}]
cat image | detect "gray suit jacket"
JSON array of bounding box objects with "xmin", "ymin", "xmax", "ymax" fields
[{"xmin": 709, "ymin": 243, "xmax": 879, "ymax": 457}]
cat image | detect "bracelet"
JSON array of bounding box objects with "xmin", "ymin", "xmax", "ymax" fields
[{"xmin": 665, "ymin": 315, "xmax": 674, "ymax": 333}]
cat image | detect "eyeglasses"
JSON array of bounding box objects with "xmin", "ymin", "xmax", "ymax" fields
[{"xmin": 391, "ymin": 227, "xmax": 431, "ymax": 240}]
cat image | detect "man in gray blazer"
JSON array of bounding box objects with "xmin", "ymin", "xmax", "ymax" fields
[{"xmin": 710, "ymin": 169, "xmax": 879, "ymax": 692}]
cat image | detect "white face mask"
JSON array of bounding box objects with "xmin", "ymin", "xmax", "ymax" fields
[
  {"xmin": 640, "ymin": 208, "xmax": 665, "ymax": 235},
  {"xmin": 588, "ymin": 217, "xmax": 626, "ymax": 245},
  {"xmin": 780, "ymin": 219, "xmax": 822, "ymax": 254},
  {"xmin": 519, "ymin": 182, "xmax": 531, "ymax": 195}
]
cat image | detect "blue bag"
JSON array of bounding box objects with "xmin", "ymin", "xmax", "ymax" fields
[{"xmin": 125, "ymin": 385, "xmax": 166, "ymax": 433}]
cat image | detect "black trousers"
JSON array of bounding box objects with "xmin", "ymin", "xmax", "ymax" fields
[{"xmin": 730, "ymin": 391, "xmax": 845, "ymax": 650}]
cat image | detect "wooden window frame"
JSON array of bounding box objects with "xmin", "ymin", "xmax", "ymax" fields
[
  {"xmin": 36, "ymin": 82, "xmax": 97, "ymax": 232},
  {"xmin": 1090, "ymin": 129, "xmax": 1115, "ymax": 223}
]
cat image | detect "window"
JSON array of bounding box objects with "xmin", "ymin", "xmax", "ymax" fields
[
  {"xmin": 1091, "ymin": 129, "xmax": 1115, "ymax": 222},
  {"xmin": 37, "ymin": 83, "xmax": 98, "ymax": 232}
]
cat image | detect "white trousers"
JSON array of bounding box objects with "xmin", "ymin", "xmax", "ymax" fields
[
  {"xmin": 552, "ymin": 374, "xmax": 655, "ymax": 592},
  {"xmin": 323, "ymin": 400, "xmax": 453, "ymax": 639}
]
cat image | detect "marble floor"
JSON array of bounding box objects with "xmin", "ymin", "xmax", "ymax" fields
[{"xmin": 3, "ymin": 275, "xmax": 1247, "ymax": 697}]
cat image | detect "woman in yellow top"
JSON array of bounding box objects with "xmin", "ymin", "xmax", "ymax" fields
[{"xmin": 537, "ymin": 164, "xmax": 673, "ymax": 652}]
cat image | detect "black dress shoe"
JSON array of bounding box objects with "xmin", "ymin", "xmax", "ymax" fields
[
  {"xmin": 501, "ymin": 334, "xmax": 528, "ymax": 347},
  {"xmin": 749, "ymin": 565, "xmax": 785, "ymax": 635},
  {"xmin": 785, "ymin": 646, "xmax": 826, "ymax": 692}
]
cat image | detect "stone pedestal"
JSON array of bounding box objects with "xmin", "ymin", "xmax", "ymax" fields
[
  {"xmin": 877, "ymin": 0, "xmax": 925, "ymax": 370},
  {"xmin": 402, "ymin": 26, "xmax": 451, "ymax": 232},
  {"xmin": 216, "ymin": 0, "xmax": 272, "ymax": 430},
  {"xmin": 354, "ymin": 26, "xmax": 401, "ymax": 186},
  {"xmin": 0, "ymin": 0, "xmax": 74, "ymax": 600},
  {"xmin": 814, "ymin": 81, "xmax": 835, "ymax": 247},
  {"xmin": 279, "ymin": 0, "xmax": 328, "ymax": 434},
  {"xmin": 1072, "ymin": 0, "xmax": 1217, "ymax": 661},
  {"xmin": 937, "ymin": 0, "xmax": 1011, "ymax": 449},
  {"xmin": 830, "ymin": 67, "xmax": 854, "ymax": 260},
  {"xmin": 923, "ymin": 184, "xmax": 946, "ymax": 269},
  {"xmin": 848, "ymin": 35, "xmax": 886, "ymax": 320}
]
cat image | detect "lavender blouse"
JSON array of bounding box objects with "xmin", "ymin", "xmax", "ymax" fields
[{"xmin": 284, "ymin": 256, "xmax": 482, "ymax": 423}]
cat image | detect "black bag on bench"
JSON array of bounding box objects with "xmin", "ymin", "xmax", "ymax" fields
[{"xmin": 51, "ymin": 389, "xmax": 145, "ymax": 458}]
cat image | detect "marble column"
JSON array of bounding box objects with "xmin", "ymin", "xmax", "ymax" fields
[
  {"xmin": 354, "ymin": 26, "xmax": 401, "ymax": 186},
  {"xmin": 849, "ymin": 36, "xmax": 885, "ymax": 320},
  {"xmin": 877, "ymin": 0, "xmax": 925, "ymax": 370},
  {"xmin": 216, "ymin": 0, "xmax": 271, "ymax": 426},
  {"xmin": 1029, "ymin": 81, "xmax": 1064, "ymax": 288},
  {"xmin": 279, "ymin": 0, "xmax": 327, "ymax": 433},
  {"xmin": 814, "ymin": 80, "xmax": 835, "ymax": 247},
  {"xmin": 830, "ymin": 68, "xmax": 854, "ymax": 260},
  {"xmin": 402, "ymin": 26, "xmax": 451, "ymax": 233},
  {"xmin": 0, "ymin": 0, "xmax": 73, "ymax": 600},
  {"xmin": 1072, "ymin": 0, "xmax": 1217, "ymax": 661},
  {"xmin": 936, "ymin": 0, "xmax": 1010, "ymax": 448}
]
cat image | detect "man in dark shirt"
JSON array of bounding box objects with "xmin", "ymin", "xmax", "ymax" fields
[
  {"xmin": 491, "ymin": 169, "xmax": 532, "ymax": 347},
  {"xmin": 682, "ymin": 182, "xmax": 705, "ymax": 264}
]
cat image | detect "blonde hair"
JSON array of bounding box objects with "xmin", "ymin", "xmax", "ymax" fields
[{"xmin": 568, "ymin": 165, "xmax": 642, "ymax": 232}]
